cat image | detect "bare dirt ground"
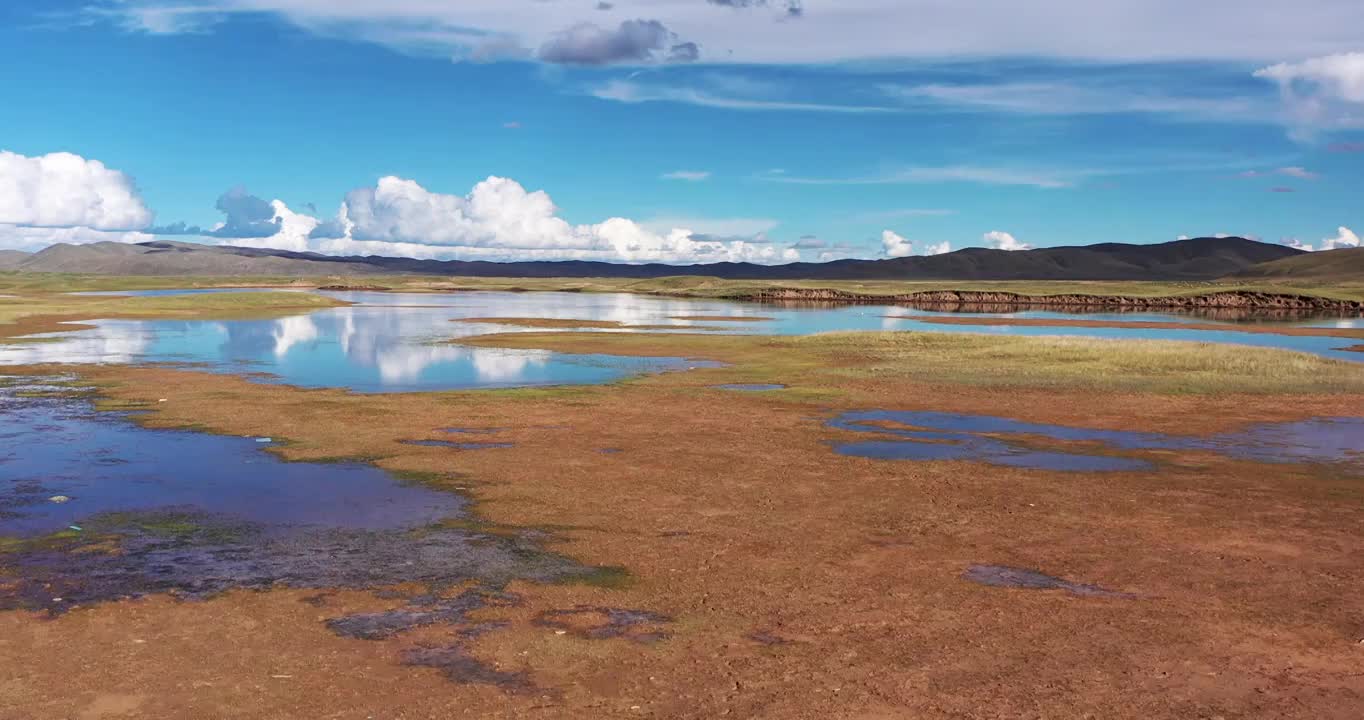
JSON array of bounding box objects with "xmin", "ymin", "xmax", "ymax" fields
[{"xmin": 3, "ymin": 324, "xmax": 1364, "ymax": 719}]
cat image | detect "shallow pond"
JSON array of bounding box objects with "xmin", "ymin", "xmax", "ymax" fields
[
  {"xmin": 828, "ymin": 410, "xmax": 1364, "ymax": 472},
  {"xmin": 0, "ymin": 381, "xmax": 461, "ymax": 537},
  {"xmin": 0, "ymin": 380, "xmax": 600, "ymax": 614},
  {"xmin": 0, "ymin": 298, "xmax": 715, "ymax": 392}
]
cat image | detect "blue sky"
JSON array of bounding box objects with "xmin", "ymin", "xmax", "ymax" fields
[{"xmin": 1, "ymin": 1, "xmax": 1361, "ymax": 263}]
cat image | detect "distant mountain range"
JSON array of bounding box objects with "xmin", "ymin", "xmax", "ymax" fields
[
  {"xmin": 0, "ymin": 236, "xmax": 1314, "ymax": 281},
  {"xmin": 1230, "ymin": 246, "xmax": 1364, "ymax": 281}
]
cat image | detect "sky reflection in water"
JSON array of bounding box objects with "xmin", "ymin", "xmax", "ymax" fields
[{"xmin": 0, "ymin": 291, "xmax": 1359, "ymax": 393}]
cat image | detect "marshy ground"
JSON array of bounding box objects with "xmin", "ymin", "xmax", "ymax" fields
[{"xmin": 2, "ymin": 286, "xmax": 1363, "ymax": 719}]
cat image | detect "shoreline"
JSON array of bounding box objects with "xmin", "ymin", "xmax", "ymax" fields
[{"xmin": 726, "ymin": 288, "xmax": 1364, "ymax": 312}]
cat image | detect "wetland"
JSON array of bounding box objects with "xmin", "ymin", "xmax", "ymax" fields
[{"xmin": 3, "ymin": 281, "xmax": 1364, "ymax": 719}]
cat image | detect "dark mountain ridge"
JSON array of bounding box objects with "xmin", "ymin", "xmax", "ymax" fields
[{"xmin": 1, "ymin": 236, "xmax": 1307, "ymax": 281}]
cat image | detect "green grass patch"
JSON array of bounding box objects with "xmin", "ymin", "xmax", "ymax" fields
[
  {"xmin": 796, "ymin": 331, "xmax": 1364, "ymax": 394},
  {"xmin": 561, "ymin": 565, "xmax": 635, "ymax": 590}
]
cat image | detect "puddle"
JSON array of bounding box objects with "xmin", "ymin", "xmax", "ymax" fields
[
  {"xmin": 402, "ymin": 440, "xmax": 514, "ymax": 450},
  {"xmin": 715, "ymin": 384, "xmax": 787, "ymax": 392},
  {"xmin": 0, "ymin": 385, "xmax": 462, "ymax": 538},
  {"xmin": 533, "ymin": 605, "xmax": 672, "ymax": 644},
  {"xmin": 326, "ymin": 587, "xmax": 518, "ymax": 640},
  {"xmin": 0, "ymin": 381, "xmax": 604, "ymax": 615},
  {"xmin": 963, "ymin": 565, "xmax": 1135, "ymax": 598},
  {"xmin": 828, "ymin": 410, "xmax": 1364, "ymax": 472},
  {"xmin": 401, "ymin": 643, "xmax": 535, "ymax": 692},
  {"xmin": 325, "ymin": 588, "xmax": 537, "ymax": 691}
]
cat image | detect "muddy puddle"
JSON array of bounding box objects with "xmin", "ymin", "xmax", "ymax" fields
[
  {"xmin": 963, "ymin": 565, "xmax": 1136, "ymax": 598},
  {"xmin": 0, "ymin": 380, "xmax": 605, "ymax": 617},
  {"xmin": 402, "ymin": 440, "xmax": 515, "ymax": 450},
  {"xmin": 533, "ymin": 605, "xmax": 672, "ymax": 644},
  {"xmin": 828, "ymin": 410, "xmax": 1364, "ymax": 472}
]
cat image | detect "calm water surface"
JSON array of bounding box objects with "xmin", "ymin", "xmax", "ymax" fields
[
  {"xmin": 0, "ymin": 381, "xmax": 598, "ymax": 614},
  {"xmin": 0, "ymin": 290, "xmax": 1358, "ymax": 394},
  {"xmin": 0, "ymin": 380, "xmax": 462, "ymax": 537}
]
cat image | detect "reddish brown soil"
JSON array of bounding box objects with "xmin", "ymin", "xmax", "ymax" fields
[{"xmin": 2, "ymin": 357, "xmax": 1363, "ymax": 719}]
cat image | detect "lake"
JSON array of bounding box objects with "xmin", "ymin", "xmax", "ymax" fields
[{"xmin": 0, "ymin": 290, "xmax": 1358, "ymax": 393}]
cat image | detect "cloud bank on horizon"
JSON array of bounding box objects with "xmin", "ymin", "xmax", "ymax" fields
[{"xmin": 0, "ymin": 150, "xmax": 801, "ymax": 263}]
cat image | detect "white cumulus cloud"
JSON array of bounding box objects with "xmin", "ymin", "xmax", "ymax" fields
[
  {"xmin": 1320, "ymin": 225, "xmax": 1361, "ymax": 250},
  {"xmin": 881, "ymin": 230, "xmax": 913, "ymax": 258},
  {"xmin": 1277, "ymin": 226, "xmax": 1360, "ymax": 252},
  {"xmin": 922, "ymin": 240, "xmax": 951, "ymax": 255},
  {"xmin": 299, "ymin": 175, "xmax": 796, "ymax": 264},
  {"xmin": 982, "ymin": 230, "xmax": 1032, "ymax": 251},
  {"xmin": 881, "ymin": 230, "xmax": 949, "ymax": 258},
  {"xmin": 0, "ymin": 150, "xmax": 153, "ymax": 230},
  {"xmin": 220, "ymin": 200, "xmax": 320, "ymax": 253}
]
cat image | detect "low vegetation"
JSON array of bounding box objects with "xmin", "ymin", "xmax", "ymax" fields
[
  {"xmin": 461, "ymin": 329, "xmax": 1364, "ymax": 395},
  {"xmin": 0, "ymin": 290, "xmax": 347, "ymax": 340},
  {"xmin": 794, "ymin": 331, "xmax": 1364, "ymax": 394}
]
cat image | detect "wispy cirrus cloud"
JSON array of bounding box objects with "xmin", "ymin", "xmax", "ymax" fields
[
  {"xmin": 1237, "ymin": 166, "xmax": 1320, "ymax": 179},
  {"xmin": 661, "ymin": 170, "xmax": 712, "ymax": 181},
  {"xmin": 855, "ymin": 208, "xmax": 957, "ymax": 222},
  {"xmin": 764, "ymin": 150, "xmax": 1304, "ymax": 190},
  {"xmin": 79, "ymin": 3, "xmax": 225, "ymax": 34},
  {"xmin": 882, "ymin": 81, "xmax": 1267, "ymax": 121},
  {"xmin": 589, "ymin": 79, "xmax": 895, "ymax": 113},
  {"xmin": 757, "ymin": 166, "xmax": 1080, "ymax": 189}
]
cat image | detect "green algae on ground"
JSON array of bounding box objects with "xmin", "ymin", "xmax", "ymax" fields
[{"xmin": 560, "ymin": 565, "xmax": 635, "ymax": 591}]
